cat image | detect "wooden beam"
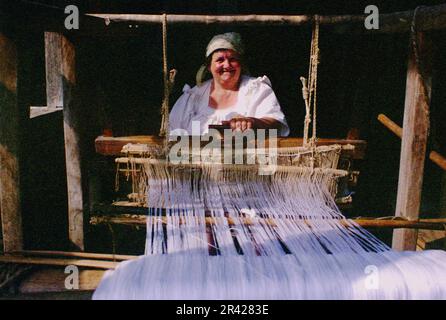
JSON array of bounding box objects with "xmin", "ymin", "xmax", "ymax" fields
[
  {"xmin": 355, "ymin": 218, "xmax": 445, "ymax": 231},
  {"xmin": 6, "ymin": 3, "xmax": 446, "ymax": 34},
  {"xmin": 0, "ymin": 255, "xmax": 118, "ymax": 269},
  {"xmin": 429, "ymin": 151, "xmax": 446, "ymax": 172},
  {"xmin": 87, "ymin": 13, "xmax": 315, "ymax": 26},
  {"xmin": 45, "ymin": 32, "xmax": 85, "ymax": 251},
  {"xmin": 29, "ymin": 106, "xmax": 63, "ymax": 118},
  {"xmin": 94, "ymin": 135, "xmax": 367, "ymax": 159},
  {"xmin": 16, "ymin": 250, "xmax": 137, "ymax": 261},
  {"xmin": 86, "ymin": 5, "xmax": 446, "ymax": 32},
  {"xmin": 392, "ymin": 32, "xmax": 432, "ymax": 251},
  {"xmin": 377, "ymin": 114, "xmax": 403, "ymax": 137},
  {"xmin": 0, "ymin": 32, "xmax": 23, "ymax": 253},
  {"xmin": 90, "ymin": 214, "xmax": 446, "ymax": 231},
  {"xmin": 378, "ymin": 114, "xmax": 446, "ymax": 171}
]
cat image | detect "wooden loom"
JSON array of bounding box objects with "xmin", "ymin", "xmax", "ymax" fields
[
  {"xmin": 2, "ymin": 6, "xmax": 446, "ymax": 295},
  {"xmin": 97, "ymin": 16, "xmax": 361, "ymax": 214},
  {"xmin": 91, "ymin": 13, "xmax": 445, "ymax": 238}
]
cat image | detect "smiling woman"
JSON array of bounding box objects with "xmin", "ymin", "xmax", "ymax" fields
[{"xmin": 169, "ymin": 32, "xmax": 290, "ymax": 136}]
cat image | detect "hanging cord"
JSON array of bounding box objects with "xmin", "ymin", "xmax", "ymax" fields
[
  {"xmin": 301, "ymin": 15, "xmax": 320, "ymax": 148},
  {"xmin": 159, "ymin": 14, "xmax": 178, "ymax": 155},
  {"xmin": 310, "ymin": 16, "xmax": 320, "ymax": 145},
  {"xmin": 159, "ymin": 14, "xmax": 172, "ymax": 140},
  {"xmin": 300, "ymin": 77, "xmax": 310, "ymax": 145},
  {"xmin": 410, "ymin": 6, "xmax": 430, "ymax": 136}
]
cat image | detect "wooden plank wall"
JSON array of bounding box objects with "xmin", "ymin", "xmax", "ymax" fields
[{"xmin": 0, "ymin": 31, "xmax": 23, "ymax": 253}]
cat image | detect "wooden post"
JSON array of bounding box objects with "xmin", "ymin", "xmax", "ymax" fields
[
  {"xmin": 45, "ymin": 32, "xmax": 84, "ymax": 250},
  {"xmin": 0, "ymin": 32, "xmax": 23, "ymax": 252},
  {"xmin": 45, "ymin": 33, "xmax": 64, "ymax": 108},
  {"xmin": 392, "ymin": 32, "xmax": 432, "ymax": 251},
  {"xmin": 29, "ymin": 33, "xmax": 65, "ymax": 118}
]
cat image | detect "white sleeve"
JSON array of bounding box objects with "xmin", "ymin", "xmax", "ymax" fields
[
  {"xmin": 251, "ymin": 76, "xmax": 290, "ymax": 137},
  {"xmin": 169, "ymin": 85, "xmax": 192, "ymax": 134}
]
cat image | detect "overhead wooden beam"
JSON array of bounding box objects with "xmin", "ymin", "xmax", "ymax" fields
[
  {"xmin": 87, "ymin": 13, "xmax": 315, "ymax": 26},
  {"xmin": 392, "ymin": 32, "xmax": 433, "ymax": 251},
  {"xmin": 6, "ymin": 3, "xmax": 446, "ymax": 34},
  {"xmin": 44, "ymin": 32, "xmax": 85, "ymax": 251},
  {"xmin": 86, "ymin": 4, "xmax": 446, "ymax": 33},
  {"xmin": 0, "ymin": 32, "xmax": 23, "ymax": 253}
]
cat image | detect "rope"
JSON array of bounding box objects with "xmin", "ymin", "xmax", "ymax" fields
[
  {"xmin": 301, "ymin": 16, "xmax": 320, "ymax": 147},
  {"xmin": 159, "ymin": 13, "xmax": 170, "ymax": 139},
  {"xmin": 311, "ymin": 16, "xmax": 319, "ymax": 143},
  {"xmin": 300, "ymin": 77, "xmax": 310, "ymax": 145}
]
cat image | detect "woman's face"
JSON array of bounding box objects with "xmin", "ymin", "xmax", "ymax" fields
[{"xmin": 208, "ymin": 49, "xmax": 241, "ymax": 89}]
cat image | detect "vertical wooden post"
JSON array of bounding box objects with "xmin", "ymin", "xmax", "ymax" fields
[
  {"xmin": 392, "ymin": 32, "xmax": 432, "ymax": 251},
  {"xmin": 45, "ymin": 32, "xmax": 84, "ymax": 250},
  {"xmin": 0, "ymin": 32, "xmax": 23, "ymax": 253},
  {"xmin": 45, "ymin": 32, "xmax": 63, "ymax": 108}
]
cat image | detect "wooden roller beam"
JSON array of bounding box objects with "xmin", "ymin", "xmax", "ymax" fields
[
  {"xmin": 95, "ymin": 135, "xmax": 366, "ymax": 159},
  {"xmin": 90, "ymin": 214, "xmax": 446, "ymax": 231}
]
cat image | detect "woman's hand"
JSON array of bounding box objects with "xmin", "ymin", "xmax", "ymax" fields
[
  {"xmin": 222, "ymin": 117, "xmax": 282, "ymax": 132},
  {"xmin": 228, "ymin": 117, "xmax": 256, "ymax": 132}
]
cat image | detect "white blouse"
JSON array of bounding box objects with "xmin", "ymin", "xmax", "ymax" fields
[{"xmin": 169, "ymin": 75, "xmax": 290, "ymax": 136}]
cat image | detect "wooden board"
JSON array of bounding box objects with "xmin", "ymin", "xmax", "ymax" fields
[
  {"xmin": 417, "ymin": 230, "xmax": 446, "ymax": 251},
  {"xmin": 46, "ymin": 32, "xmax": 85, "ymax": 251},
  {"xmin": 18, "ymin": 268, "xmax": 105, "ymax": 294},
  {"xmin": 95, "ymin": 135, "xmax": 367, "ymax": 159}
]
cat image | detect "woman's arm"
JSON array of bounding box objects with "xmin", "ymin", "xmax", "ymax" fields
[{"xmin": 248, "ymin": 76, "xmax": 289, "ymax": 136}]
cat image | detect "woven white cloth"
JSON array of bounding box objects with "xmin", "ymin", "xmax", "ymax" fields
[
  {"xmin": 94, "ymin": 166, "xmax": 446, "ymax": 300},
  {"xmin": 94, "ymin": 250, "xmax": 446, "ymax": 300}
]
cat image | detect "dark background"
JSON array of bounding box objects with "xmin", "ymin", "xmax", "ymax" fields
[{"xmin": 2, "ymin": 0, "xmax": 446, "ymax": 252}]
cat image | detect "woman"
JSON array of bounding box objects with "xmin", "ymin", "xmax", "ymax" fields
[{"xmin": 169, "ymin": 32, "xmax": 289, "ymax": 136}]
